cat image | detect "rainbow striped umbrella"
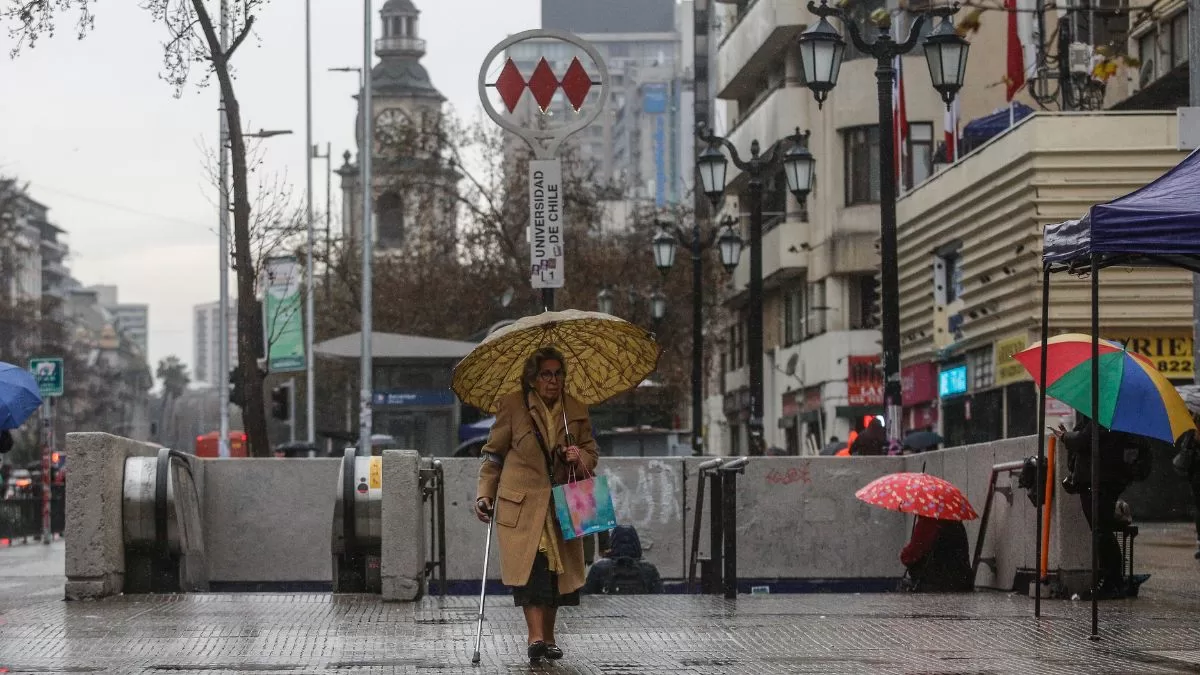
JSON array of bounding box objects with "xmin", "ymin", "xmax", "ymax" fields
[{"xmin": 1012, "ymin": 333, "xmax": 1195, "ymax": 444}]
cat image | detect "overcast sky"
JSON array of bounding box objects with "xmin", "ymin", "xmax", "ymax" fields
[{"xmin": 0, "ymin": 0, "xmax": 538, "ymax": 381}]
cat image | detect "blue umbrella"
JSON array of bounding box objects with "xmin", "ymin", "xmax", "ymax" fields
[{"xmin": 0, "ymin": 362, "xmax": 43, "ymax": 430}]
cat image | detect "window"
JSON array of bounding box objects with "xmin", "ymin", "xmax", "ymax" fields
[
  {"xmin": 806, "ymin": 280, "xmax": 827, "ymax": 337},
  {"xmin": 937, "ymin": 249, "xmax": 964, "ymax": 303},
  {"xmin": 1170, "ymin": 13, "xmax": 1188, "ymax": 68},
  {"xmin": 850, "ymin": 274, "xmax": 879, "ymax": 330},
  {"xmin": 784, "ymin": 287, "xmax": 805, "ymax": 346},
  {"xmin": 1138, "ymin": 32, "xmax": 1157, "ymax": 83},
  {"xmin": 906, "ymin": 123, "xmax": 934, "ymax": 189},
  {"xmin": 377, "ymin": 192, "xmax": 405, "ymax": 248},
  {"xmin": 969, "ymin": 347, "xmax": 994, "ymax": 390},
  {"xmin": 844, "ymin": 126, "xmax": 881, "ymax": 205},
  {"xmin": 728, "ymin": 319, "xmax": 745, "ymax": 370}
]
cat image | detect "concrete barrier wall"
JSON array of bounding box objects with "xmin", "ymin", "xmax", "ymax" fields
[
  {"xmin": 202, "ymin": 458, "xmax": 340, "ymax": 584},
  {"xmin": 65, "ymin": 432, "xmax": 1095, "ymax": 596},
  {"xmin": 439, "ymin": 435, "xmax": 1094, "ymax": 589},
  {"xmin": 64, "ymin": 432, "xmax": 160, "ymax": 599}
]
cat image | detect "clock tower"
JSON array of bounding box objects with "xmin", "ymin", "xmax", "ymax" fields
[{"xmin": 339, "ymin": 0, "xmax": 457, "ymax": 254}]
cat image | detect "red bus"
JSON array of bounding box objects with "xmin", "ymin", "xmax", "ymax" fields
[{"xmin": 195, "ymin": 431, "xmax": 248, "ymax": 458}]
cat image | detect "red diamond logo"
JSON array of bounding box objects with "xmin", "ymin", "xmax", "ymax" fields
[
  {"xmin": 527, "ymin": 58, "xmax": 559, "ymax": 113},
  {"xmin": 495, "ymin": 59, "xmax": 526, "ymax": 113},
  {"xmin": 560, "ymin": 57, "xmax": 593, "ymax": 112}
]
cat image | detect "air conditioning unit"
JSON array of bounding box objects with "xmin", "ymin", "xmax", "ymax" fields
[
  {"xmin": 1093, "ymin": 0, "xmax": 1128, "ymax": 14},
  {"xmin": 1068, "ymin": 42, "xmax": 1093, "ymax": 75}
]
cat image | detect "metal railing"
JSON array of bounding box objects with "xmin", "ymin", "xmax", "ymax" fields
[
  {"xmin": 1, "ymin": 493, "xmax": 65, "ymax": 542},
  {"xmin": 420, "ymin": 459, "xmax": 447, "ymax": 598},
  {"xmin": 686, "ymin": 456, "xmax": 750, "ymax": 598},
  {"xmin": 375, "ymin": 36, "xmax": 425, "ymax": 54}
]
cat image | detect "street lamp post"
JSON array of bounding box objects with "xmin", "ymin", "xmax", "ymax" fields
[
  {"xmin": 694, "ymin": 127, "xmax": 816, "ymax": 452},
  {"xmin": 799, "ymin": 1, "xmax": 968, "ymax": 445},
  {"xmin": 652, "ymin": 217, "xmax": 742, "ymax": 456}
]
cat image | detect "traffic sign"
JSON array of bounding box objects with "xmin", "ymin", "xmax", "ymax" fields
[{"xmin": 29, "ymin": 357, "xmax": 64, "ymax": 398}]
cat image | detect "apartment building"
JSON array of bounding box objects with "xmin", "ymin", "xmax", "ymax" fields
[
  {"xmin": 705, "ymin": 0, "xmax": 1089, "ymax": 455},
  {"xmin": 896, "ymin": 112, "xmax": 1191, "ymax": 447},
  {"xmin": 193, "ymin": 301, "xmax": 237, "ymax": 387}
]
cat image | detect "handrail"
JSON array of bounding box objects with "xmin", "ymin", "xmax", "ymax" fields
[
  {"xmin": 421, "ymin": 459, "xmax": 447, "ymax": 599},
  {"xmin": 970, "ymin": 459, "xmax": 1028, "ymax": 580},
  {"xmin": 686, "ymin": 458, "xmax": 725, "ymax": 592}
]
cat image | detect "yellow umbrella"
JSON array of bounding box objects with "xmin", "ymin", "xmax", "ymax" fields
[{"xmin": 452, "ymin": 309, "xmax": 660, "ymax": 414}]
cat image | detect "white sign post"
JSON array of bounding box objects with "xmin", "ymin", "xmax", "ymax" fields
[
  {"xmin": 478, "ymin": 29, "xmax": 609, "ymax": 310},
  {"xmin": 529, "ymin": 159, "xmax": 564, "ymax": 289}
]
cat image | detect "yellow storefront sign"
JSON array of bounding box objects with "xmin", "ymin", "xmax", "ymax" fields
[
  {"xmin": 1105, "ymin": 332, "xmax": 1194, "ymax": 380},
  {"xmin": 994, "ymin": 334, "xmax": 1028, "ymax": 385}
]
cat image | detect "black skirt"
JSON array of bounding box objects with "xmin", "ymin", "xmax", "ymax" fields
[{"xmin": 512, "ymin": 551, "xmax": 580, "ymax": 608}]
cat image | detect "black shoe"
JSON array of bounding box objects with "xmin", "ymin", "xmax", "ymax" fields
[
  {"xmin": 528, "ymin": 640, "xmax": 547, "ymax": 662},
  {"xmin": 545, "ymin": 644, "xmax": 563, "ymax": 660}
]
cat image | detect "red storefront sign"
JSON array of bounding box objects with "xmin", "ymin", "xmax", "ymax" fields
[
  {"xmin": 901, "ymin": 362, "xmax": 939, "ymax": 406},
  {"xmin": 909, "ymin": 404, "xmax": 938, "ymax": 430},
  {"xmin": 803, "ymin": 386, "xmax": 822, "ymax": 412},
  {"xmin": 847, "ymin": 355, "xmax": 884, "ymax": 406},
  {"xmin": 781, "ymin": 390, "xmax": 800, "ymax": 417}
]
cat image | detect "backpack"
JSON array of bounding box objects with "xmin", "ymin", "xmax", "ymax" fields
[{"xmin": 603, "ymin": 558, "xmax": 649, "ymax": 595}]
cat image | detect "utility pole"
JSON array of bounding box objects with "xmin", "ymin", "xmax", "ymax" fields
[
  {"xmin": 304, "ymin": 0, "xmax": 316, "ymax": 445},
  {"xmin": 1190, "ymin": 0, "xmax": 1199, "ymax": 385},
  {"xmin": 359, "ymin": 0, "xmax": 375, "ymax": 456},
  {"xmin": 217, "ymin": 0, "xmax": 231, "ymax": 458}
]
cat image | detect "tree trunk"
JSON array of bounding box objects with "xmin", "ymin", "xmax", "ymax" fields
[{"xmin": 193, "ymin": 0, "xmax": 269, "ymax": 457}]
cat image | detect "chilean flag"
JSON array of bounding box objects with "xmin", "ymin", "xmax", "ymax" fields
[
  {"xmin": 944, "ymin": 98, "xmax": 959, "ymax": 162},
  {"xmin": 1005, "ymin": 0, "xmax": 1025, "ymax": 101},
  {"xmin": 892, "ymin": 52, "xmax": 908, "ymax": 191}
]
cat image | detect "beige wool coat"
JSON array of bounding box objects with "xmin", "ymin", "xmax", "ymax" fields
[{"xmin": 476, "ymin": 390, "xmax": 599, "ymax": 592}]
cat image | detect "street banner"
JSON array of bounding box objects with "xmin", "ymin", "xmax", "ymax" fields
[
  {"xmin": 529, "ymin": 158, "xmax": 564, "ymax": 289},
  {"xmin": 264, "ymin": 256, "xmax": 306, "ymax": 373}
]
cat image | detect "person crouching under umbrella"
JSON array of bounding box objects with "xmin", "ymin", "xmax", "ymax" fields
[{"xmin": 900, "ymin": 516, "xmax": 973, "ymax": 592}]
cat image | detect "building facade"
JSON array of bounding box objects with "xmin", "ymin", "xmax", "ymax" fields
[
  {"xmin": 897, "ymin": 112, "xmax": 1191, "ymax": 447},
  {"xmin": 702, "ymin": 0, "xmax": 1138, "ymax": 455},
  {"xmin": 338, "ymin": 0, "xmax": 458, "ymax": 255},
  {"xmin": 193, "ymin": 300, "xmax": 237, "ymax": 387},
  {"xmin": 89, "ymin": 285, "xmax": 149, "ymax": 360}
]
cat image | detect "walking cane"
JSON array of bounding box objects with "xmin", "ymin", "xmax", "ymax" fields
[{"xmin": 471, "ymin": 504, "xmax": 495, "ymax": 666}]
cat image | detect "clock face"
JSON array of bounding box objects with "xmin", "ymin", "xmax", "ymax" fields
[{"xmin": 374, "ymin": 108, "xmax": 410, "ymax": 144}]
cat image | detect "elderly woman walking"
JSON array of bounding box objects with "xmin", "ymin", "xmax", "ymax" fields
[{"xmin": 474, "ymin": 346, "xmax": 599, "ymax": 664}]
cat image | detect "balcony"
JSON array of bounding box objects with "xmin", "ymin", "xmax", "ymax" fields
[
  {"xmin": 716, "ymin": 0, "xmax": 807, "ymax": 101},
  {"xmin": 375, "ymin": 36, "xmax": 425, "ymax": 55},
  {"xmin": 729, "ymin": 215, "xmax": 809, "ymax": 297},
  {"xmin": 725, "ymin": 85, "xmax": 809, "ymax": 187}
]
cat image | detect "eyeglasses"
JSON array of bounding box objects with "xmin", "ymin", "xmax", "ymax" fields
[{"xmin": 537, "ymin": 369, "xmax": 565, "ymax": 383}]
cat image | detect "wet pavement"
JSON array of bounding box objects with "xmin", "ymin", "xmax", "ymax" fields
[{"xmin": 0, "ymin": 528, "xmax": 1197, "ymax": 674}]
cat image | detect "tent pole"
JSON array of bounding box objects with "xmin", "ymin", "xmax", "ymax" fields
[
  {"xmin": 1090, "ymin": 254, "xmax": 1101, "ymax": 639},
  {"xmin": 1035, "ymin": 263, "xmax": 1050, "ymax": 618}
]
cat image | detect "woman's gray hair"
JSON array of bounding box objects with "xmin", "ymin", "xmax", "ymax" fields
[{"xmin": 522, "ymin": 346, "xmax": 567, "ymax": 391}]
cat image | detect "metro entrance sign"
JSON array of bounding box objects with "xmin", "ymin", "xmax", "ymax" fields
[{"xmin": 478, "ymin": 29, "xmax": 610, "ymax": 308}]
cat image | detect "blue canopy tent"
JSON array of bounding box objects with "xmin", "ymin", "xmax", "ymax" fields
[
  {"xmin": 960, "ymin": 103, "xmax": 1034, "ymax": 155},
  {"xmin": 1035, "ymin": 147, "xmax": 1200, "ymax": 635}
]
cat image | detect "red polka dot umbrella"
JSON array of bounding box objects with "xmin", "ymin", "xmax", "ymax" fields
[{"xmin": 855, "ymin": 472, "xmax": 978, "ymax": 521}]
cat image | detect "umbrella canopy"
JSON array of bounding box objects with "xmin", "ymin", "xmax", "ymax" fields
[
  {"xmin": 451, "ymin": 309, "xmax": 660, "ymax": 414},
  {"xmin": 0, "ymin": 362, "xmax": 43, "ymax": 430},
  {"xmin": 1175, "ymin": 384, "xmax": 1200, "ymax": 416},
  {"xmin": 856, "ymin": 472, "xmax": 978, "ymax": 521},
  {"xmin": 903, "ymin": 430, "xmax": 943, "ymax": 451},
  {"xmin": 1012, "ymin": 333, "xmax": 1195, "ymax": 444}
]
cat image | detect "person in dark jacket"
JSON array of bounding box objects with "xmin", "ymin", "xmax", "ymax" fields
[
  {"xmin": 900, "ymin": 516, "xmax": 973, "ymax": 592},
  {"xmin": 583, "ymin": 526, "xmax": 663, "ymax": 594},
  {"xmin": 850, "ymin": 419, "xmax": 887, "ymax": 456},
  {"xmin": 1056, "ymin": 414, "xmax": 1133, "ymax": 596},
  {"xmin": 1173, "ymin": 421, "xmax": 1200, "ymax": 560}
]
